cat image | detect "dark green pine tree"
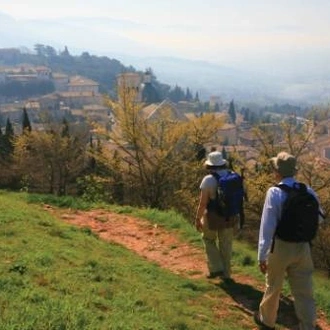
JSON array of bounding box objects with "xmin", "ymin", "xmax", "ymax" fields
[
  {"xmin": 61, "ymin": 118, "xmax": 70, "ymax": 137},
  {"xmin": 5, "ymin": 118, "xmax": 14, "ymax": 138},
  {"xmin": 228, "ymin": 100, "xmax": 236, "ymax": 124},
  {"xmin": 87, "ymin": 135, "xmax": 96, "ymax": 171},
  {"xmin": 185, "ymin": 88, "xmax": 193, "ymax": 101},
  {"xmin": 22, "ymin": 107, "xmax": 32, "ymax": 133},
  {"xmin": 4, "ymin": 118, "xmax": 14, "ymax": 156},
  {"xmin": 243, "ymin": 107, "xmax": 250, "ymax": 122},
  {"xmin": 0, "ymin": 126, "xmax": 4, "ymax": 159},
  {"xmin": 221, "ymin": 146, "xmax": 227, "ymax": 160}
]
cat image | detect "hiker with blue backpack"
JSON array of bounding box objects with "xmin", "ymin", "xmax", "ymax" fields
[
  {"xmin": 254, "ymin": 151, "xmax": 325, "ymax": 330},
  {"xmin": 195, "ymin": 150, "xmax": 245, "ymax": 280}
]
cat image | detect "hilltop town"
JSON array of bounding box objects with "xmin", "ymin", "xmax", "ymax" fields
[{"xmin": 1, "ymin": 60, "xmax": 330, "ymax": 169}]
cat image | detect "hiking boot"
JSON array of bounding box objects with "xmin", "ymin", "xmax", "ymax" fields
[
  {"xmin": 253, "ymin": 311, "xmax": 275, "ymax": 330},
  {"xmin": 221, "ymin": 276, "xmax": 233, "ymax": 283},
  {"xmin": 206, "ymin": 271, "xmax": 224, "ymax": 279}
]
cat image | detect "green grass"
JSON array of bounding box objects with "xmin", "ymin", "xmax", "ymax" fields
[{"xmin": 0, "ymin": 191, "xmax": 329, "ymax": 329}]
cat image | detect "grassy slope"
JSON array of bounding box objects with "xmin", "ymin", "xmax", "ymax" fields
[{"xmin": 0, "ymin": 191, "xmax": 329, "ymax": 330}]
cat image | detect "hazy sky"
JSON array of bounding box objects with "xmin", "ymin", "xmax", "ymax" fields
[{"xmin": 2, "ymin": 0, "xmax": 330, "ymax": 73}]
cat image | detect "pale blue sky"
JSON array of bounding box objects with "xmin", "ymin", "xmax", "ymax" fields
[{"xmin": 1, "ymin": 0, "xmax": 330, "ymax": 73}]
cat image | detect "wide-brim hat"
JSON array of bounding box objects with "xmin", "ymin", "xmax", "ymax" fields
[
  {"xmin": 204, "ymin": 151, "xmax": 227, "ymax": 167},
  {"xmin": 270, "ymin": 151, "xmax": 297, "ymax": 177}
]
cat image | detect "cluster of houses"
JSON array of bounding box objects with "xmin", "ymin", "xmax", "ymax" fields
[
  {"xmin": 0, "ymin": 64, "xmax": 107, "ymax": 125},
  {"xmin": 0, "ymin": 64, "xmax": 329, "ymax": 167}
]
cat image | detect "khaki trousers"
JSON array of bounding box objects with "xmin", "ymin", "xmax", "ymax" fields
[
  {"xmin": 201, "ymin": 216, "xmax": 234, "ymax": 278},
  {"xmin": 259, "ymin": 238, "xmax": 316, "ymax": 330}
]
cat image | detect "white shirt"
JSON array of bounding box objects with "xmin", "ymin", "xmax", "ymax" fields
[
  {"xmin": 258, "ymin": 177, "xmax": 322, "ymax": 262},
  {"xmin": 200, "ymin": 169, "xmax": 229, "ymax": 199}
]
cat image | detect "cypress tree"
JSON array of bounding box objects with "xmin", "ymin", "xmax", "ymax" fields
[
  {"xmin": 4, "ymin": 118, "xmax": 14, "ymax": 156},
  {"xmin": 22, "ymin": 107, "xmax": 32, "ymax": 133},
  {"xmin": 222, "ymin": 146, "xmax": 227, "ymax": 160},
  {"xmin": 185, "ymin": 88, "xmax": 192, "ymax": 101},
  {"xmin": 61, "ymin": 118, "xmax": 70, "ymax": 137},
  {"xmin": 0, "ymin": 126, "xmax": 4, "ymax": 159},
  {"xmin": 228, "ymin": 100, "xmax": 236, "ymax": 124},
  {"xmin": 5, "ymin": 118, "xmax": 14, "ymax": 138}
]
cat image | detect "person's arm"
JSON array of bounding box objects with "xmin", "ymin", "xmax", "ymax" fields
[
  {"xmin": 195, "ymin": 189, "xmax": 209, "ymax": 231},
  {"xmin": 258, "ymin": 188, "xmax": 280, "ymax": 273}
]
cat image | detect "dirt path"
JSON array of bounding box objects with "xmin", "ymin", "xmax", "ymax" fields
[{"xmin": 46, "ymin": 206, "xmax": 330, "ymax": 330}]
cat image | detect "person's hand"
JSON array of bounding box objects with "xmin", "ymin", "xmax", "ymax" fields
[
  {"xmin": 195, "ymin": 218, "xmax": 202, "ymax": 232},
  {"xmin": 259, "ymin": 260, "xmax": 267, "ymax": 274}
]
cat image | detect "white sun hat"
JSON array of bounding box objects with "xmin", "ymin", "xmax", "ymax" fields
[{"xmin": 204, "ymin": 151, "xmax": 227, "ymax": 166}]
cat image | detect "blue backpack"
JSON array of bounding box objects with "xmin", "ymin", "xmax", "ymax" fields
[{"xmin": 208, "ymin": 171, "xmax": 244, "ymax": 219}]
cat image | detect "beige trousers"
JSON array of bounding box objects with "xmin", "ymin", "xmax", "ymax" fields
[
  {"xmin": 201, "ymin": 216, "xmax": 234, "ymax": 278},
  {"xmin": 259, "ymin": 238, "xmax": 316, "ymax": 330}
]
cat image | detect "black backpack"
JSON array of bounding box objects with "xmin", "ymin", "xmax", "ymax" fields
[
  {"xmin": 207, "ymin": 171, "xmax": 244, "ymax": 219},
  {"xmin": 275, "ymin": 183, "xmax": 320, "ymax": 242}
]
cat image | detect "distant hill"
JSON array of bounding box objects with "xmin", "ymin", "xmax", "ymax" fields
[
  {"xmin": 0, "ymin": 47, "xmax": 183, "ymax": 103},
  {"xmin": 118, "ymin": 55, "xmax": 330, "ymax": 105},
  {"xmin": 1, "ymin": 11, "xmax": 330, "ymax": 105},
  {"xmin": 118, "ymin": 55, "xmax": 281, "ymax": 102}
]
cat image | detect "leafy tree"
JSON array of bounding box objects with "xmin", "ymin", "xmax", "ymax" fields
[
  {"xmin": 14, "ymin": 122, "xmax": 89, "ymax": 195},
  {"xmin": 0, "ymin": 80, "xmax": 55, "ymax": 99},
  {"xmin": 92, "ymin": 85, "xmax": 224, "ymax": 218},
  {"xmin": 168, "ymin": 85, "xmax": 185, "ymax": 103},
  {"xmin": 81, "ymin": 52, "xmax": 91, "ymax": 59},
  {"xmin": 34, "ymin": 44, "xmax": 46, "ymax": 56},
  {"xmin": 45, "ymin": 45, "xmax": 57, "ymax": 57}
]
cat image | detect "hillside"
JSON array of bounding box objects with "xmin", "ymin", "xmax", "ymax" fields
[
  {"xmin": 0, "ymin": 46, "xmax": 184, "ymax": 103},
  {"xmin": 2, "ymin": 10, "xmax": 330, "ymax": 105},
  {"xmin": 1, "ymin": 191, "xmax": 330, "ymax": 329}
]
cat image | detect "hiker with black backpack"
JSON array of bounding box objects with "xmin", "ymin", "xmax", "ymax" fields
[
  {"xmin": 195, "ymin": 150, "xmax": 244, "ymax": 280},
  {"xmin": 254, "ymin": 151, "xmax": 324, "ymax": 330}
]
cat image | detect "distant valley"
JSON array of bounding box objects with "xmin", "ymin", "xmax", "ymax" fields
[{"xmin": 1, "ymin": 11, "xmax": 330, "ymax": 105}]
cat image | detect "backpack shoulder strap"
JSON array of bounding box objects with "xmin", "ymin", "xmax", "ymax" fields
[
  {"xmin": 295, "ymin": 182, "xmax": 307, "ymax": 192},
  {"xmin": 275, "ymin": 183, "xmax": 292, "ymax": 192},
  {"xmin": 276, "ymin": 182, "xmax": 307, "ymax": 193},
  {"xmin": 211, "ymin": 172, "xmax": 220, "ymax": 181},
  {"xmin": 211, "ymin": 170, "xmax": 232, "ymax": 180}
]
